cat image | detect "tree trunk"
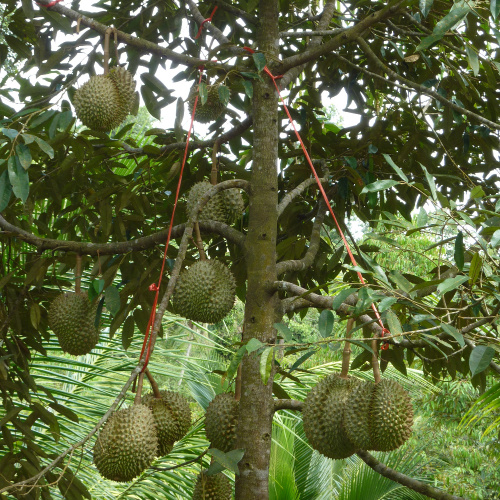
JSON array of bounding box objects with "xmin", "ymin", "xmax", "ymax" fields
[{"xmin": 234, "ymin": 1, "xmax": 279, "ymax": 499}]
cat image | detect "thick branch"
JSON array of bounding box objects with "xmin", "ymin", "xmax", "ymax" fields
[
  {"xmin": 277, "ymin": 177, "xmax": 328, "ymax": 217},
  {"xmin": 276, "ymin": 198, "xmax": 326, "ymax": 276},
  {"xmin": 279, "ymin": 0, "xmax": 405, "ymax": 88},
  {"xmin": 0, "ymin": 216, "xmax": 246, "ymax": 256},
  {"xmin": 357, "ymin": 450, "xmax": 465, "ymax": 500},
  {"xmin": 355, "ymin": 37, "xmax": 500, "ymax": 130},
  {"xmin": 34, "ymin": 0, "xmax": 228, "ymax": 70},
  {"xmin": 280, "ymin": 29, "xmax": 346, "ymax": 37},
  {"xmin": 274, "ymin": 399, "xmax": 303, "ymax": 412}
]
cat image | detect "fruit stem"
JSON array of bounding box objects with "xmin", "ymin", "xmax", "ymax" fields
[
  {"xmin": 103, "ymin": 28, "xmax": 112, "ymax": 75},
  {"xmin": 144, "ymin": 368, "xmax": 161, "ymax": 399},
  {"xmin": 211, "ymin": 139, "xmax": 220, "ymax": 185},
  {"xmin": 75, "ymin": 254, "xmax": 82, "ymax": 294},
  {"xmin": 133, "ymin": 371, "xmax": 145, "ymax": 404},
  {"xmin": 371, "ymin": 337, "xmax": 382, "ymax": 384},
  {"xmin": 340, "ymin": 317, "xmax": 354, "ymax": 379},
  {"xmin": 193, "ymin": 222, "xmax": 207, "ymax": 260}
]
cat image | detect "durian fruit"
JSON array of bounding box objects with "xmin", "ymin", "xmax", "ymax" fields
[
  {"xmin": 205, "ymin": 393, "xmax": 238, "ymax": 452},
  {"xmin": 188, "ymin": 83, "xmax": 227, "ymax": 123},
  {"xmin": 186, "ymin": 181, "xmax": 244, "ymax": 224},
  {"xmin": 302, "ymin": 373, "xmax": 361, "ymax": 459},
  {"xmin": 142, "ymin": 390, "xmax": 192, "ymax": 456},
  {"xmin": 93, "ymin": 404, "xmax": 158, "ymax": 482},
  {"xmin": 343, "ymin": 380, "xmax": 374, "ymax": 451},
  {"xmin": 368, "ymin": 379, "xmax": 413, "ymax": 451},
  {"xmin": 172, "ymin": 260, "xmax": 236, "ymax": 324},
  {"xmin": 73, "ymin": 67, "xmax": 135, "ymax": 132},
  {"xmin": 344, "ymin": 379, "xmax": 413, "ymax": 452},
  {"xmin": 48, "ymin": 292, "xmax": 99, "ymax": 355},
  {"xmin": 192, "ymin": 472, "xmax": 232, "ymax": 500}
]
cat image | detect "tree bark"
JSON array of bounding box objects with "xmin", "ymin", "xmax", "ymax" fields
[{"xmin": 234, "ymin": 1, "xmax": 279, "ymax": 498}]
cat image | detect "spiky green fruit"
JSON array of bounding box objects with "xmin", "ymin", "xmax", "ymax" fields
[
  {"xmin": 188, "ymin": 84, "xmax": 227, "ymax": 123},
  {"xmin": 343, "ymin": 380, "xmax": 376, "ymax": 451},
  {"xmin": 93, "ymin": 404, "xmax": 158, "ymax": 482},
  {"xmin": 173, "ymin": 260, "xmax": 236, "ymax": 324},
  {"xmin": 303, "ymin": 374, "xmax": 361, "ymax": 459},
  {"xmin": 192, "ymin": 472, "xmax": 232, "ymax": 500},
  {"xmin": 369, "ymin": 379, "xmax": 413, "ymax": 451},
  {"xmin": 48, "ymin": 292, "xmax": 99, "ymax": 355},
  {"xmin": 74, "ymin": 68, "xmax": 135, "ymax": 132},
  {"xmin": 142, "ymin": 390, "xmax": 192, "ymax": 456},
  {"xmin": 186, "ymin": 181, "xmax": 244, "ymax": 224},
  {"xmin": 205, "ymin": 393, "xmax": 238, "ymax": 452}
]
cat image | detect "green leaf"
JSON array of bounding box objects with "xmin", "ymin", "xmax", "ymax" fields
[
  {"xmin": 274, "ymin": 322, "xmax": 292, "ymax": 342},
  {"xmin": 272, "ymin": 382, "xmax": 290, "ymax": 399},
  {"xmin": 226, "ymin": 345, "xmax": 247, "ymax": 382},
  {"xmin": 1, "ymin": 128, "xmax": 18, "ymax": 141},
  {"xmin": 491, "ymin": 0, "xmax": 500, "ymax": 18},
  {"xmin": 382, "ymin": 153, "xmax": 408, "ymax": 182},
  {"xmin": 0, "ymin": 169, "xmax": 13, "ymax": 211},
  {"xmin": 15, "ymin": 143, "xmax": 32, "ymax": 170},
  {"xmin": 246, "ymin": 338, "xmax": 264, "ymax": 353},
  {"xmin": 471, "ymin": 185, "xmax": 485, "ymax": 199},
  {"xmin": 416, "ymin": 207, "xmax": 428, "ymax": 227},
  {"xmin": 441, "ymin": 323, "xmax": 464, "ymax": 347},
  {"xmin": 433, "ymin": 1, "xmax": 471, "ymax": 35},
  {"xmin": 469, "ymin": 252, "xmax": 482, "ymax": 285},
  {"xmin": 419, "ymin": 163, "xmax": 437, "ymax": 200},
  {"xmin": 469, "ymin": 345, "xmax": 495, "ymax": 377},
  {"xmin": 378, "ymin": 296, "xmax": 397, "ymax": 312},
  {"xmin": 252, "ymin": 52, "xmax": 267, "ymax": 72},
  {"xmin": 386, "ymin": 309, "xmax": 403, "ymax": 337},
  {"xmin": 218, "ymin": 85, "xmax": 230, "ymax": 106},
  {"xmin": 141, "ymin": 85, "xmax": 162, "ymax": 120},
  {"xmin": 33, "ymin": 136, "xmax": 54, "ymax": 159},
  {"xmin": 416, "ymin": 33, "xmax": 444, "ymax": 51},
  {"xmin": 174, "ymin": 97, "xmax": 184, "ymax": 142},
  {"xmin": 388, "ymin": 271, "xmax": 414, "ymax": 294},
  {"xmin": 104, "ymin": 287, "xmax": 121, "ymax": 317},
  {"xmin": 465, "ymin": 45, "xmax": 480, "ymax": 76},
  {"xmin": 260, "ymin": 347, "xmax": 273, "ymax": 385},
  {"xmin": 437, "ymin": 275, "xmax": 468, "ymax": 294},
  {"xmin": 7, "ymin": 156, "xmax": 29, "ymax": 203},
  {"xmin": 140, "ymin": 72, "xmax": 169, "ymax": 94},
  {"xmin": 207, "ymin": 449, "xmax": 244, "ymax": 476},
  {"xmin": 347, "ymin": 339, "xmax": 374, "ymax": 355},
  {"xmin": 121, "ymin": 315, "xmax": 134, "ymax": 350},
  {"xmin": 360, "ymin": 179, "xmax": 399, "ymax": 193},
  {"xmin": 331, "ymin": 287, "xmax": 357, "ymax": 311},
  {"xmin": 318, "ymin": 310, "xmax": 334, "ymax": 337},
  {"xmin": 491, "ymin": 229, "xmax": 500, "ymax": 247},
  {"xmin": 420, "ymin": 0, "xmax": 435, "ymax": 17},
  {"xmin": 454, "ymin": 231, "xmax": 464, "ymax": 271},
  {"xmin": 242, "ymin": 80, "xmax": 253, "ymax": 98},
  {"xmin": 198, "ymin": 82, "xmax": 208, "ymax": 106}
]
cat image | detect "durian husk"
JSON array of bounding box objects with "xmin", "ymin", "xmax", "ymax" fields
[
  {"xmin": 142, "ymin": 390, "xmax": 192, "ymax": 456},
  {"xmin": 188, "ymin": 83, "xmax": 227, "ymax": 123},
  {"xmin": 186, "ymin": 181, "xmax": 244, "ymax": 224},
  {"xmin": 205, "ymin": 393, "xmax": 238, "ymax": 452},
  {"xmin": 302, "ymin": 373, "xmax": 361, "ymax": 459},
  {"xmin": 48, "ymin": 292, "xmax": 99, "ymax": 355},
  {"xmin": 172, "ymin": 260, "xmax": 236, "ymax": 324},
  {"xmin": 192, "ymin": 472, "xmax": 232, "ymax": 500},
  {"xmin": 93, "ymin": 404, "xmax": 158, "ymax": 482},
  {"xmin": 73, "ymin": 67, "xmax": 135, "ymax": 132}
]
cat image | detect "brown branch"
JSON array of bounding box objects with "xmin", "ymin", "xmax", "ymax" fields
[
  {"xmin": 340, "ymin": 318, "xmax": 354, "ymax": 378},
  {"xmin": 355, "ymin": 37, "xmax": 500, "ymax": 130},
  {"xmin": 212, "ymin": 0, "xmax": 257, "ymax": 24},
  {"xmin": 279, "ymin": 0, "xmax": 406, "ymax": 88},
  {"xmin": 357, "ymin": 450, "xmax": 466, "ymax": 500},
  {"xmin": 144, "ymin": 368, "xmax": 161, "ymax": 399},
  {"xmin": 279, "ymin": 29, "xmax": 346, "ymax": 38},
  {"xmin": 34, "ymin": 0, "xmax": 228, "ymax": 70},
  {"xmin": 274, "ymin": 399, "xmax": 303, "ymax": 412},
  {"xmin": 276, "ymin": 198, "xmax": 327, "ymax": 276},
  {"xmin": 74, "ymin": 255, "xmax": 82, "ymax": 294},
  {"xmin": 0, "ymin": 216, "xmax": 246, "ymax": 256},
  {"xmin": 115, "ymin": 116, "xmax": 253, "ymax": 157},
  {"xmin": 277, "ymin": 176, "xmax": 328, "ymax": 217}
]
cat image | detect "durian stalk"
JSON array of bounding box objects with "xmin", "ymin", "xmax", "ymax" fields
[
  {"xmin": 371, "ymin": 337, "xmax": 381, "ymax": 383},
  {"xmin": 145, "ymin": 368, "xmax": 162, "ymax": 399},
  {"xmin": 103, "ymin": 28, "xmax": 112, "ymax": 75},
  {"xmin": 211, "ymin": 139, "xmax": 221, "ymax": 185},
  {"xmin": 75, "ymin": 254, "xmax": 82, "ymax": 294},
  {"xmin": 134, "ymin": 372, "xmax": 145, "ymax": 405},
  {"xmin": 193, "ymin": 222, "xmax": 207, "ymax": 260},
  {"xmin": 340, "ymin": 317, "xmax": 354, "ymax": 379}
]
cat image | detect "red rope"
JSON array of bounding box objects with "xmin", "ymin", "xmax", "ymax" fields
[
  {"xmin": 139, "ymin": 69, "xmax": 204, "ymax": 371},
  {"xmin": 36, "ymin": 0, "xmax": 63, "ymax": 7},
  {"xmin": 195, "ymin": 6, "xmax": 218, "ymax": 39},
  {"xmin": 243, "ymin": 48, "xmax": 389, "ymax": 348}
]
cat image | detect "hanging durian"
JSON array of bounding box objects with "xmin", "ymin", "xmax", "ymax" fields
[
  {"xmin": 192, "ymin": 472, "xmax": 232, "ymax": 500},
  {"xmin": 188, "ymin": 83, "xmax": 227, "ymax": 123},
  {"xmin": 205, "ymin": 393, "xmax": 238, "ymax": 452}
]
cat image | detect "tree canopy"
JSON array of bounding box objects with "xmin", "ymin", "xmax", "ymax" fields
[{"xmin": 1, "ymin": 0, "xmax": 500, "ymax": 499}]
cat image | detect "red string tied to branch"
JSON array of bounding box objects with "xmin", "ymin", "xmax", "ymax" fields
[{"xmin": 195, "ymin": 6, "xmax": 218, "ymax": 39}]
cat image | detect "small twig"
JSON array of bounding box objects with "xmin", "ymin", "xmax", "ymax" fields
[
  {"xmin": 150, "ymin": 450, "xmax": 208, "ymax": 471},
  {"xmin": 74, "ymin": 255, "xmax": 82, "ymax": 294},
  {"xmin": 274, "ymin": 399, "xmax": 303, "ymax": 412}
]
